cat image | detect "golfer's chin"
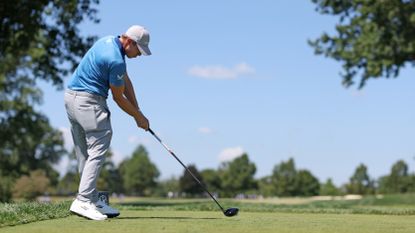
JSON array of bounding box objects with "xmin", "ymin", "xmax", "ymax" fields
[{"xmin": 126, "ymin": 53, "xmax": 140, "ymax": 59}]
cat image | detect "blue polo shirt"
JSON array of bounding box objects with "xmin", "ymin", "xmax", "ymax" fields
[{"xmin": 68, "ymin": 36, "xmax": 126, "ymax": 98}]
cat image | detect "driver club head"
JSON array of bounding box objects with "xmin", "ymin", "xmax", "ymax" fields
[{"xmin": 224, "ymin": 208, "xmax": 239, "ymax": 217}]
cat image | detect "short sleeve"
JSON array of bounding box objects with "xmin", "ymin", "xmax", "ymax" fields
[{"xmin": 109, "ymin": 61, "xmax": 126, "ymax": 86}]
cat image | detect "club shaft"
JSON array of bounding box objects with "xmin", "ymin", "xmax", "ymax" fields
[{"xmin": 149, "ymin": 128, "xmax": 225, "ymax": 213}]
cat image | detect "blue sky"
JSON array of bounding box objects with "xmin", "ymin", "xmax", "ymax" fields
[{"xmin": 40, "ymin": 1, "xmax": 415, "ymax": 186}]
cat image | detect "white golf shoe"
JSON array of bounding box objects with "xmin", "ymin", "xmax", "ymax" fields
[
  {"xmin": 70, "ymin": 199, "xmax": 108, "ymax": 220},
  {"xmin": 95, "ymin": 199, "xmax": 120, "ymax": 218}
]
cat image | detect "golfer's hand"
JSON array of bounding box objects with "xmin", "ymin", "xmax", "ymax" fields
[{"xmin": 135, "ymin": 111, "xmax": 149, "ymax": 131}]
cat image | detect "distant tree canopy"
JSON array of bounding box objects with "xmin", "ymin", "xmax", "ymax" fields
[
  {"xmin": 271, "ymin": 158, "xmax": 320, "ymax": 197},
  {"xmin": 310, "ymin": 0, "xmax": 415, "ymax": 88},
  {"xmin": 320, "ymin": 178, "xmax": 342, "ymax": 196},
  {"xmin": 220, "ymin": 154, "xmax": 257, "ymax": 197},
  {"xmin": 13, "ymin": 169, "xmax": 50, "ymax": 201},
  {"xmin": 97, "ymin": 149, "xmax": 123, "ymax": 194},
  {"xmin": 378, "ymin": 160, "xmax": 414, "ymax": 194},
  {"xmin": 296, "ymin": 170, "xmax": 320, "ymax": 196},
  {"xmin": 179, "ymin": 164, "xmax": 204, "ymax": 197},
  {"xmin": 272, "ymin": 158, "xmax": 298, "ymax": 196},
  {"xmin": 0, "ymin": 0, "xmax": 100, "ymax": 202},
  {"xmin": 119, "ymin": 145, "xmax": 160, "ymax": 196},
  {"xmin": 200, "ymin": 169, "xmax": 222, "ymax": 193},
  {"xmin": 346, "ymin": 163, "xmax": 375, "ymax": 195}
]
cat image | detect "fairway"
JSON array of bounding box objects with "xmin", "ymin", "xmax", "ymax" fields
[
  {"xmin": 2, "ymin": 209, "xmax": 415, "ymax": 233},
  {"xmin": 3, "ymin": 196, "xmax": 415, "ymax": 233}
]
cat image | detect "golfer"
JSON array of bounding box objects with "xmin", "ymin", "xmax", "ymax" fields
[{"xmin": 64, "ymin": 25, "xmax": 151, "ymax": 220}]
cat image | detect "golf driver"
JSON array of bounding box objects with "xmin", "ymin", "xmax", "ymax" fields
[{"xmin": 148, "ymin": 128, "xmax": 239, "ymax": 217}]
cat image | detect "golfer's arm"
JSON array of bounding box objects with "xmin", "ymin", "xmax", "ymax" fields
[
  {"xmin": 123, "ymin": 74, "xmax": 139, "ymax": 110},
  {"xmin": 110, "ymin": 84, "xmax": 141, "ymax": 118}
]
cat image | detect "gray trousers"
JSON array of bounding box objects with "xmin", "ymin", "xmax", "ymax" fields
[{"xmin": 64, "ymin": 89, "xmax": 112, "ymax": 203}]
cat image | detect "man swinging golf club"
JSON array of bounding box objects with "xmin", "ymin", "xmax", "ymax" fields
[{"xmin": 64, "ymin": 25, "xmax": 151, "ymax": 220}]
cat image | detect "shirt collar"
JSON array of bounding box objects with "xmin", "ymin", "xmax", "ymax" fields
[{"xmin": 115, "ymin": 36, "xmax": 125, "ymax": 59}]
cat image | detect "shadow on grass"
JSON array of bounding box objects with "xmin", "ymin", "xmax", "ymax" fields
[
  {"xmin": 119, "ymin": 202, "xmax": 183, "ymax": 207},
  {"xmin": 116, "ymin": 216, "xmax": 220, "ymax": 220},
  {"xmin": 118, "ymin": 201, "xmax": 212, "ymax": 208}
]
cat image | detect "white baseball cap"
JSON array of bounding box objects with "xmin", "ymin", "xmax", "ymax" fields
[{"xmin": 125, "ymin": 25, "xmax": 152, "ymax": 56}]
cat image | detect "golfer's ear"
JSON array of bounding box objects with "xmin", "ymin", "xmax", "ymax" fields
[{"xmin": 126, "ymin": 38, "xmax": 134, "ymax": 45}]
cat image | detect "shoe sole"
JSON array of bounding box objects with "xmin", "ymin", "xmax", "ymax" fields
[
  {"xmin": 106, "ymin": 212, "xmax": 120, "ymax": 218},
  {"xmin": 70, "ymin": 209, "xmax": 107, "ymax": 221}
]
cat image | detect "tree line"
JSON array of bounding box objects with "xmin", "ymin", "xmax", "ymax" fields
[{"xmin": 2, "ymin": 144, "xmax": 415, "ymax": 202}]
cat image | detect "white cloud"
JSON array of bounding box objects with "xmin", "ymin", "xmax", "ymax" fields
[
  {"xmin": 198, "ymin": 127, "xmax": 213, "ymax": 134},
  {"xmin": 234, "ymin": 63, "xmax": 255, "ymax": 75},
  {"xmin": 188, "ymin": 62, "xmax": 255, "ymax": 79},
  {"xmin": 218, "ymin": 146, "xmax": 245, "ymax": 162}
]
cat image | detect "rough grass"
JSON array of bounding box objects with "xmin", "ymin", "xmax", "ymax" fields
[{"xmin": 0, "ymin": 201, "xmax": 71, "ymax": 227}]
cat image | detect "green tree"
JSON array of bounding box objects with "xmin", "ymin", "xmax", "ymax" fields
[
  {"xmin": 0, "ymin": 0, "xmax": 100, "ymax": 87},
  {"xmin": 179, "ymin": 164, "xmax": 204, "ymax": 197},
  {"xmin": 97, "ymin": 149, "xmax": 123, "ymax": 194},
  {"xmin": 346, "ymin": 163, "xmax": 374, "ymax": 195},
  {"xmin": 220, "ymin": 154, "xmax": 257, "ymax": 197},
  {"xmin": 320, "ymin": 178, "xmax": 341, "ymax": 196},
  {"xmin": 407, "ymin": 175, "xmax": 415, "ymax": 193},
  {"xmin": 0, "ymin": 171, "xmax": 13, "ymax": 202},
  {"xmin": 258, "ymin": 176, "xmax": 274, "ymax": 197},
  {"xmin": 119, "ymin": 145, "xmax": 159, "ymax": 196},
  {"xmin": 0, "ymin": 0, "xmax": 100, "ymax": 201},
  {"xmin": 271, "ymin": 158, "xmax": 298, "ymax": 196},
  {"xmin": 378, "ymin": 160, "xmax": 410, "ymax": 193},
  {"xmin": 154, "ymin": 176, "xmax": 180, "ymax": 197},
  {"xmin": 57, "ymin": 171, "xmax": 79, "ymax": 196},
  {"xmin": 271, "ymin": 158, "xmax": 321, "ymax": 196},
  {"xmin": 12, "ymin": 170, "xmax": 50, "ymax": 200},
  {"xmin": 295, "ymin": 169, "xmax": 320, "ymax": 196},
  {"xmin": 56, "ymin": 149, "xmax": 79, "ymax": 195},
  {"xmin": 310, "ymin": 0, "xmax": 415, "ymax": 88},
  {"xmin": 200, "ymin": 169, "xmax": 222, "ymax": 194}
]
